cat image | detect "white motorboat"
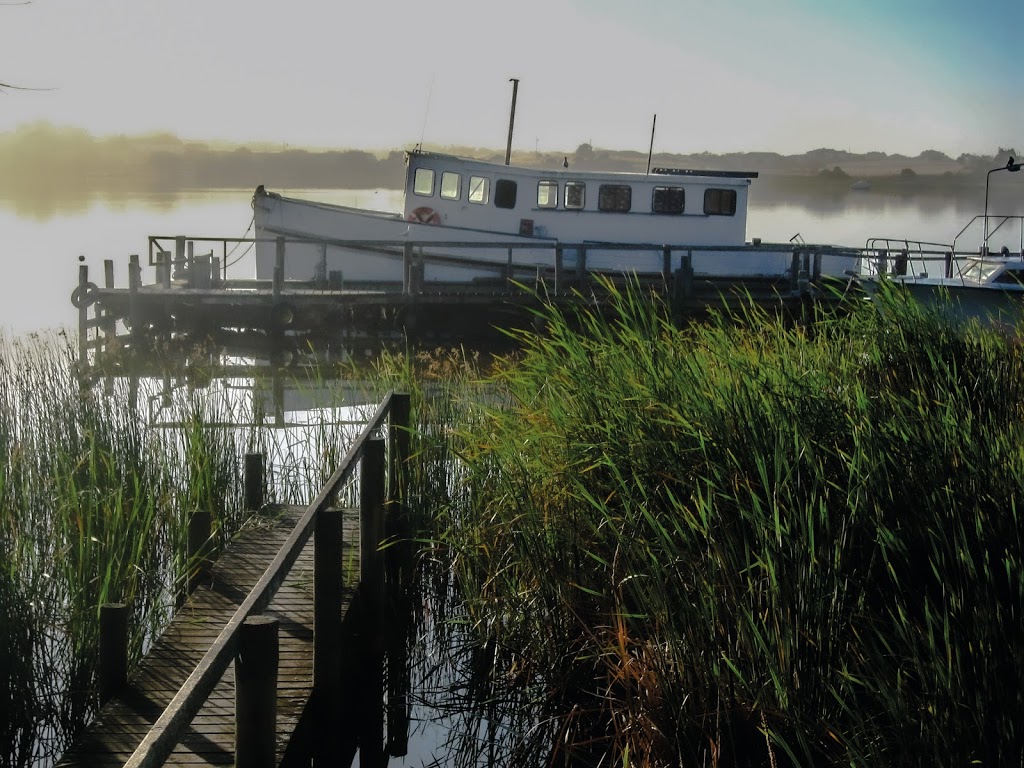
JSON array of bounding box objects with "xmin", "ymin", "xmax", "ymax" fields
[{"xmin": 253, "ymin": 149, "xmax": 859, "ymax": 285}]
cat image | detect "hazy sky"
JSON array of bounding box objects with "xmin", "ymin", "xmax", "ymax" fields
[{"xmin": 1, "ymin": 0, "xmax": 1020, "ymax": 156}]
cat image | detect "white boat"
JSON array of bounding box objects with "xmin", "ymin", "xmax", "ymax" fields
[
  {"xmin": 862, "ymin": 249, "xmax": 1024, "ymax": 326},
  {"xmin": 253, "ymin": 150, "xmax": 859, "ymax": 285}
]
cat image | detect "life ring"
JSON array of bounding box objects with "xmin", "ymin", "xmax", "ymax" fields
[
  {"xmin": 407, "ymin": 206, "xmax": 441, "ymax": 225},
  {"xmin": 70, "ymin": 281, "xmax": 99, "ymax": 308}
]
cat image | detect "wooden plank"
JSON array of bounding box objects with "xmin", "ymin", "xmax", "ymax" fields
[{"xmin": 54, "ymin": 504, "xmax": 358, "ymax": 768}]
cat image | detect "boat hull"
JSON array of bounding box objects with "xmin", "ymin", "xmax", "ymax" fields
[{"xmin": 254, "ymin": 192, "xmax": 859, "ymax": 284}]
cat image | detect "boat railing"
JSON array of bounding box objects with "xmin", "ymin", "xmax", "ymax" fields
[
  {"xmin": 864, "ymin": 215, "xmax": 1024, "ymax": 279},
  {"xmin": 950, "ymin": 214, "xmax": 1024, "ymax": 259}
]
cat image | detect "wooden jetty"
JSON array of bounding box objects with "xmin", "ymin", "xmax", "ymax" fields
[
  {"xmin": 54, "ymin": 392, "xmax": 412, "ymax": 768},
  {"xmin": 73, "ymin": 234, "xmax": 862, "ymax": 362}
]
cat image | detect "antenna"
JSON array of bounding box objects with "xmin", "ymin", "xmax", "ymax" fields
[
  {"xmin": 505, "ymin": 78, "xmax": 519, "ymax": 166},
  {"xmin": 646, "ymin": 114, "xmax": 657, "ymax": 175},
  {"xmin": 418, "ymin": 75, "xmax": 435, "ymax": 152}
]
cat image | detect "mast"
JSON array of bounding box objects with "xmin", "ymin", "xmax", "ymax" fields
[
  {"xmin": 505, "ymin": 78, "xmax": 519, "ymax": 166},
  {"xmin": 646, "ymin": 114, "xmax": 657, "ymax": 175}
]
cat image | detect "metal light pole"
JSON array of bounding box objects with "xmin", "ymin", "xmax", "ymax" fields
[{"xmin": 983, "ymin": 155, "xmax": 1022, "ymax": 253}]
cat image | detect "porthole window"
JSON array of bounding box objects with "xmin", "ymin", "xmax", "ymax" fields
[
  {"xmin": 468, "ymin": 176, "xmax": 489, "ymax": 204},
  {"xmin": 565, "ymin": 181, "xmax": 585, "ymax": 210},
  {"xmin": 413, "ymin": 168, "xmax": 434, "ymax": 197},
  {"xmin": 495, "ymin": 179, "xmax": 518, "ymax": 209},
  {"xmin": 537, "ymin": 180, "xmax": 558, "ymax": 208},
  {"xmin": 652, "ymin": 186, "xmax": 685, "ymax": 214},
  {"xmin": 440, "ymin": 172, "xmax": 461, "ymax": 200},
  {"xmin": 598, "ymin": 184, "xmax": 632, "ymax": 213},
  {"xmin": 703, "ymin": 188, "xmax": 737, "ymax": 216}
]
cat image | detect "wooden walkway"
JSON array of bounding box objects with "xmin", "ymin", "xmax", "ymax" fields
[{"xmin": 55, "ymin": 505, "xmax": 360, "ymax": 767}]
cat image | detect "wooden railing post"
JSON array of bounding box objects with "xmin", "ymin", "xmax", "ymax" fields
[
  {"xmin": 662, "ymin": 246, "xmax": 672, "ymax": 292},
  {"xmin": 360, "ymin": 439, "xmax": 386, "ymax": 625},
  {"xmin": 99, "ymin": 602, "xmax": 129, "ymax": 704},
  {"xmin": 235, "ymin": 615, "xmax": 279, "ymax": 768},
  {"xmin": 313, "ymin": 507, "xmax": 343, "ymax": 708},
  {"xmin": 187, "ymin": 510, "xmax": 213, "ymax": 594},
  {"xmin": 244, "ymin": 453, "xmax": 265, "ymax": 511}
]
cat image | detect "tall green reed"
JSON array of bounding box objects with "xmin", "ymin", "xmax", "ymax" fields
[{"xmin": 436, "ymin": 280, "xmax": 1024, "ymax": 766}]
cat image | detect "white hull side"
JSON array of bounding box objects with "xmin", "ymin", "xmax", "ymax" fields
[{"xmin": 254, "ymin": 193, "xmax": 859, "ymax": 282}]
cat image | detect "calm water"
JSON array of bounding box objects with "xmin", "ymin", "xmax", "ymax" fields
[{"xmin": 3, "ymin": 185, "xmax": 1020, "ymax": 335}]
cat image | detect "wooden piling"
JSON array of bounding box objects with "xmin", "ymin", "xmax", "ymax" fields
[
  {"xmin": 128, "ymin": 254, "xmax": 141, "ymax": 337},
  {"xmin": 554, "ymin": 245, "xmax": 563, "ymax": 294},
  {"xmin": 244, "ymin": 453, "xmax": 265, "ymax": 511},
  {"xmin": 186, "ymin": 510, "xmax": 213, "ymax": 594},
  {"xmin": 78, "ymin": 264, "xmax": 89, "ymax": 364},
  {"xmin": 274, "ymin": 237, "xmax": 285, "ymax": 303},
  {"xmin": 99, "ymin": 602, "xmax": 129, "ymax": 704},
  {"xmin": 313, "ymin": 508, "xmax": 343, "ymax": 700},
  {"xmin": 360, "ymin": 439, "xmax": 386, "ymax": 626},
  {"xmin": 235, "ymin": 615, "xmax": 279, "ymax": 768}
]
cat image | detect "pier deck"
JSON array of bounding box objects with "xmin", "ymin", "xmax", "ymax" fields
[{"xmin": 54, "ymin": 505, "xmax": 359, "ymax": 767}]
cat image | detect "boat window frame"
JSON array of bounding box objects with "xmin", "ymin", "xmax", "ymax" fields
[
  {"xmin": 652, "ymin": 185, "xmax": 685, "ymax": 215},
  {"xmin": 703, "ymin": 187, "xmax": 737, "ymax": 216},
  {"xmin": 564, "ymin": 181, "xmax": 586, "ymax": 210},
  {"xmin": 468, "ymin": 175, "xmax": 489, "ymax": 205},
  {"xmin": 495, "ymin": 179, "xmax": 518, "ymax": 210},
  {"xmin": 413, "ymin": 168, "xmax": 435, "ymax": 197},
  {"xmin": 537, "ymin": 180, "xmax": 558, "ymax": 209},
  {"xmin": 598, "ymin": 184, "xmax": 632, "ymax": 213},
  {"xmin": 440, "ymin": 171, "xmax": 461, "ymax": 201}
]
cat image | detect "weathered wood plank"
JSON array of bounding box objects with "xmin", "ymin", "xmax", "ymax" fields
[{"xmin": 55, "ymin": 505, "xmax": 358, "ymax": 768}]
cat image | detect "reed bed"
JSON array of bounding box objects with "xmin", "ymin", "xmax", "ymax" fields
[
  {"xmin": 432, "ymin": 282, "xmax": 1024, "ymax": 766},
  {"xmin": 0, "ymin": 332, "xmax": 385, "ymax": 767}
]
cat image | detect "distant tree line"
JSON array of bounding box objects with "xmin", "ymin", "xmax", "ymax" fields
[{"xmin": 0, "ymin": 123, "xmax": 1018, "ymax": 198}]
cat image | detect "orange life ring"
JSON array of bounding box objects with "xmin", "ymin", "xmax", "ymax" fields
[{"xmin": 407, "ymin": 206, "xmax": 441, "ymax": 225}]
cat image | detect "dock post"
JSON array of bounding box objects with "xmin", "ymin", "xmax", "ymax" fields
[
  {"xmin": 128, "ymin": 254, "xmax": 141, "ymax": 339},
  {"xmin": 577, "ymin": 246, "xmax": 588, "ymax": 290},
  {"xmin": 102, "ymin": 259, "xmax": 116, "ymax": 350},
  {"xmin": 662, "ymin": 246, "xmax": 672, "ymax": 292},
  {"xmin": 77, "ymin": 263, "xmax": 89, "ymax": 365},
  {"xmin": 244, "ymin": 453, "xmax": 265, "ymax": 511},
  {"xmin": 894, "ymin": 249, "xmax": 908, "ymax": 276},
  {"xmin": 235, "ymin": 615, "xmax": 279, "ymax": 768},
  {"xmin": 385, "ymin": 394, "xmax": 412, "ymax": 757},
  {"xmin": 875, "ymin": 249, "xmax": 887, "ymax": 276},
  {"xmin": 174, "ymin": 236, "xmax": 186, "ymax": 282},
  {"xmin": 401, "ymin": 243, "xmax": 413, "ymax": 294},
  {"xmin": 554, "ymin": 244, "xmax": 563, "ymax": 295},
  {"xmin": 313, "ymin": 507, "xmax": 344, "ymax": 732},
  {"xmin": 274, "ymin": 237, "xmax": 285, "ymax": 302},
  {"xmin": 186, "ymin": 510, "xmax": 213, "ymax": 594},
  {"xmin": 360, "ymin": 439, "xmax": 386, "ymax": 629},
  {"xmin": 99, "ymin": 602, "xmax": 129, "ymax": 704}
]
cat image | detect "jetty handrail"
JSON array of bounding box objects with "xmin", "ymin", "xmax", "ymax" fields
[{"xmin": 123, "ymin": 390, "xmax": 407, "ymax": 768}]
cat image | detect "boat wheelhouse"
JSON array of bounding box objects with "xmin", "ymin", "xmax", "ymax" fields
[{"xmin": 254, "ymin": 150, "xmax": 859, "ymax": 284}]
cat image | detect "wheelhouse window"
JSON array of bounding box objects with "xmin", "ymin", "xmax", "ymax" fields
[
  {"xmin": 652, "ymin": 186, "xmax": 685, "ymax": 214},
  {"xmin": 440, "ymin": 172, "xmax": 461, "ymax": 200},
  {"xmin": 537, "ymin": 180, "xmax": 558, "ymax": 208},
  {"xmin": 468, "ymin": 176, "xmax": 489, "ymax": 204},
  {"xmin": 599, "ymin": 184, "xmax": 632, "ymax": 212},
  {"xmin": 703, "ymin": 188, "xmax": 737, "ymax": 216},
  {"xmin": 495, "ymin": 179, "xmax": 518, "ymax": 209},
  {"xmin": 565, "ymin": 181, "xmax": 585, "ymax": 210},
  {"xmin": 413, "ymin": 168, "xmax": 434, "ymax": 197}
]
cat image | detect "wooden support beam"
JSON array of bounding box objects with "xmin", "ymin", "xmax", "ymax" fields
[
  {"xmin": 235, "ymin": 615, "xmax": 279, "ymax": 768},
  {"xmin": 99, "ymin": 602, "xmax": 129, "ymax": 704}
]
